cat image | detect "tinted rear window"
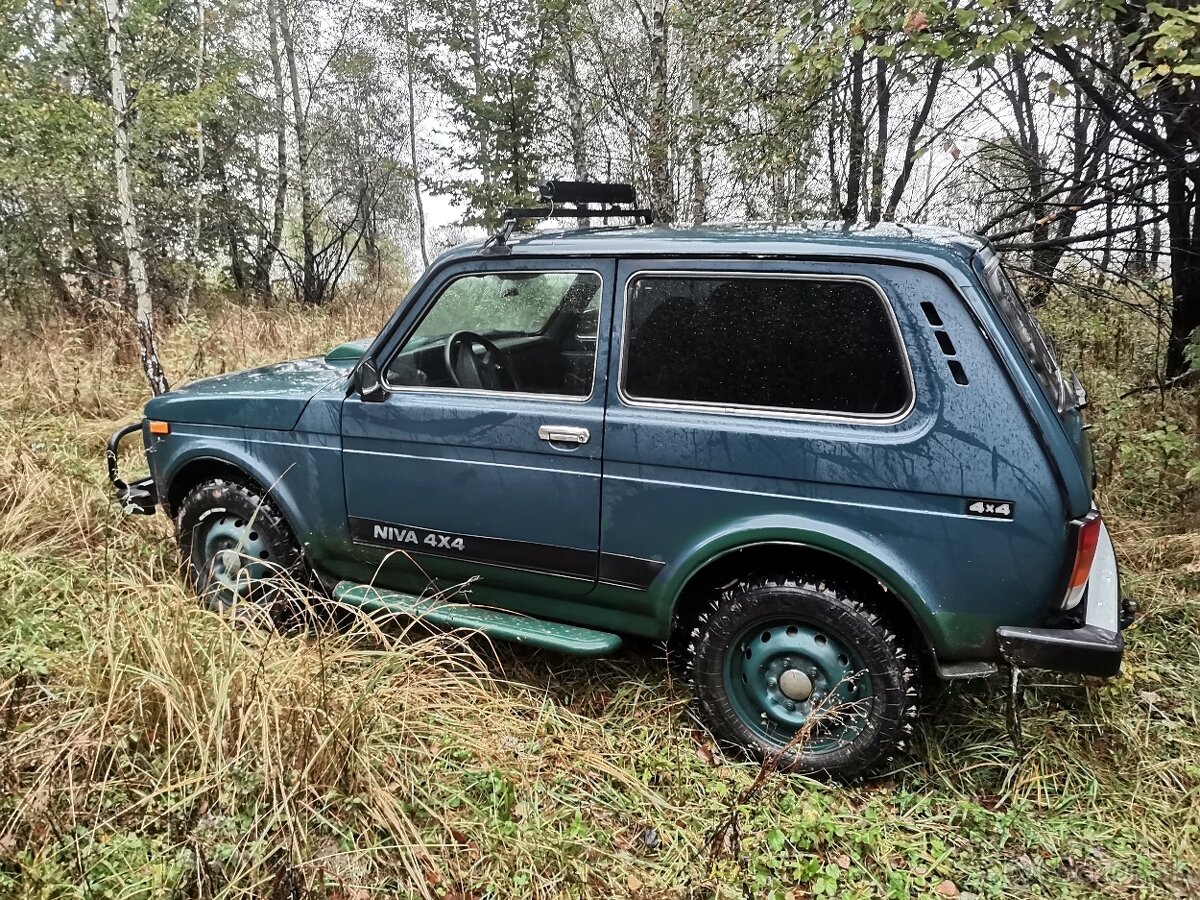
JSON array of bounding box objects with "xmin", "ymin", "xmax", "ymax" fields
[
  {"xmin": 982, "ymin": 255, "xmax": 1067, "ymax": 411},
  {"xmin": 622, "ymin": 275, "xmax": 911, "ymax": 417}
]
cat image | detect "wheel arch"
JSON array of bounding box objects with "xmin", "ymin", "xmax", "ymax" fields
[
  {"xmin": 163, "ymin": 454, "xmax": 305, "ymax": 542},
  {"xmin": 666, "ymin": 537, "xmax": 940, "ymax": 667}
]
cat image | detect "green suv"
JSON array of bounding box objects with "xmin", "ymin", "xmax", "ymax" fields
[{"xmin": 109, "ymin": 189, "xmax": 1131, "ymax": 778}]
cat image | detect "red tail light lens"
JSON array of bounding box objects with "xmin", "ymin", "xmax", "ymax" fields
[{"xmin": 1063, "ymin": 512, "xmax": 1101, "ymax": 609}]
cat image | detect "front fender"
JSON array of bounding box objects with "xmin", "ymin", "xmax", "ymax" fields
[{"xmin": 152, "ymin": 424, "xmax": 346, "ymax": 558}]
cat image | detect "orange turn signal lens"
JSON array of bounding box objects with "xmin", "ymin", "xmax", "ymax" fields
[{"xmin": 148, "ymin": 420, "xmax": 170, "ymax": 435}]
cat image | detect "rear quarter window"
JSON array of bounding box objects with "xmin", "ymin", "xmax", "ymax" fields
[
  {"xmin": 621, "ymin": 274, "xmax": 912, "ymax": 418},
  {"xmin": 982, "ymin": 254, "xmax": 1067, "ymax": 412}
]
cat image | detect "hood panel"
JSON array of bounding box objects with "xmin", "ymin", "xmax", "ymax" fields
[{"xmin": 145, "ymin": 357, "xmax": 348, "ymax": 430}]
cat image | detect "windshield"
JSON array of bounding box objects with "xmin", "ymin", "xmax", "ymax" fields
[{"xmin": 981, "ymin": 253, "xmax": 1068, "ymax": 412}]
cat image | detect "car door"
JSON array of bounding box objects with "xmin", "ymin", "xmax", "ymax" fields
[{"xmin": 340, "ymin": 257, "xmax": 614, "ymax": 598}]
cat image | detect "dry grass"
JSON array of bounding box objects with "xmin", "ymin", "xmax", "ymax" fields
[{"xmin": 0, "ymin": 291, "xmax": 1198, "ymax": 899}]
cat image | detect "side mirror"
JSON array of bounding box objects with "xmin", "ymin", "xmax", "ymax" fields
[{"xmin": 356, "ymin": 357, "xmax": 386, "ymax": 402}]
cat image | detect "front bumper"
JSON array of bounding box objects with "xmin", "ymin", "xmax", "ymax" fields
[
  {"xmin": 996, "ymin": 522, "xmax": 1126, "ymax": 677},
  {"xmin": 107, "ymin": 422, "xmax": 158, "ymax": 515}
]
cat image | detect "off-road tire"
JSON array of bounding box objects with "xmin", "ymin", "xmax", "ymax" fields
[
  {"xmin": 176, "ymin": 478, "xmax": 306, "ymax": 626},
  {"xmin": 689, "ymin": 572, "xmax": 919, "ymax": 779}
]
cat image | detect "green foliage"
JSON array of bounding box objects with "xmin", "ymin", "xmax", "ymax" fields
[
  {"xmin": 1038, "ymin": 289, "xmax": 1200, "ymax": 517},
  {"xmin": 1131, "ymin": 1, "xmax": 1200, "ymax": 90},
  {"xmin": 401, "ymin": 0, "xmax": 559, "ymax": 228}
]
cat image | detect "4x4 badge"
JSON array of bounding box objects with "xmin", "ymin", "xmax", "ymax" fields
[{"xmin": 966, "ymin": 498, "xmax": 1015, "ymax": 519}]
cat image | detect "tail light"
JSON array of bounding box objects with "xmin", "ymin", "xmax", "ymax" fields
[{"xmin": 1063, "ymin": 511, "xmax": 1102, "ymax": 610}]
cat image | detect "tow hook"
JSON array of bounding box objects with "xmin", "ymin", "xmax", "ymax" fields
[{"xmin": 1119, "ymin": 598, "xmax": 1138, "ymax": 631}]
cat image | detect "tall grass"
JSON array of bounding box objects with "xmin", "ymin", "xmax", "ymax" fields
[{"xmin": 0, "ymin": 290, "xmax": 1197, "ymax": 898}]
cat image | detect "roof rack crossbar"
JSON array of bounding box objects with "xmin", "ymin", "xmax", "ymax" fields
[{"xmin": 481, "ymin": 179, "xmax": 652, "ymax": 255}]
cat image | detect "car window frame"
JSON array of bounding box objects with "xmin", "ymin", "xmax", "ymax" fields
[
  {"xmin": 616, "ymin": 269, "xmax": 917, "ymax": 425},
  {"xmin": 980, "ymin": 253, "xmax": 1068, "ymax": 414},
  {"xmin": 380, "ymin": 266, "xmax": 606, "ymax": 403}
]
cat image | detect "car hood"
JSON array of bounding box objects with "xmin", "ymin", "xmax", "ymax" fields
[{"xmin": 144, "ymin": 355, "xmax": 353, "ymax": 430}]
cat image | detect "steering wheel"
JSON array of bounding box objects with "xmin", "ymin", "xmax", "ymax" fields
[{"xmin": 443, "ymin": 331, "xmax": 522, "ymax": 391}]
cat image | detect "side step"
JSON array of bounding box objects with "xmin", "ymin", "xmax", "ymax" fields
[{"xmin": 332, "ymin": 582, "xmax": 623, "ymax": 657}]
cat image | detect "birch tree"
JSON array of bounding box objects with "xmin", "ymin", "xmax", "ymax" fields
[
  {"xmin": 101, "ymin": 0, "xmax": 169, "ymax": 395},
  {"xmin": 182, "ymin": 0, "xmax": 206, "ymax": 319}
]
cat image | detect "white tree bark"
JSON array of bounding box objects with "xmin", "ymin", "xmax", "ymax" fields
[
  {"xmin": 102, "ymin": 0, "xmax": 169, "ymax": 395},
  {"xmin": 260, "ymin": 0, "xmax": 288, "ymax": 301},
  {"xmin": 182, "ymin": 0, "xmax": 206, "ymax": 318},
  {"xmin": 401, "ymin": 0, "xmax": 428, "ymax": 268}
]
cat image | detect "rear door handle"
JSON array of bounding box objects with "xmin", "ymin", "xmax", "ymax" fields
[{"xmin": 538, "ymin": 425, "xmax": 590, "ymax": 445}]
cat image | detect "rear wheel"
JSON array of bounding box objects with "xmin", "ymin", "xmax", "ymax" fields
[
  {"xmin": 176, "ymin": 478, "xmax": 305, "ymax": 625},
  {"xmin": 690, "ymin": 572, "xmax": 919, "ymax": 779}
]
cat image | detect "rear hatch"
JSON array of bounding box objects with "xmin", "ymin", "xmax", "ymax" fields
[{"xmin": 978, "ymin": 251, "xmax": 1094, "ymax": 495}]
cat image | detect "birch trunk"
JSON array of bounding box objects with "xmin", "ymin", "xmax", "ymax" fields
[
  {"xmin": 182, "ymin": 0, "xmax": 205, "ymax": 319},
  {"xmin": 402, "ymin": 0, "xmax": 428, "ymax": 267},
  {"xmin": 101, "ymin": 0, "xmax": 169, "ymax": 395}
]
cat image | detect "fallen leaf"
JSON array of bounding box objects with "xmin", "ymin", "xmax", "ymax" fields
[
  {"xmin": 627, "ymin": 874, "xmax": 644, "ymax": 892},
  {"xmin": 697, "ymin": 745, "xmax": 716, "ymax": 765},
  {"xmin": 933, "ymin": 880, "xmax": 960, "ymax": 897},
  {"xmin": 835, "ymin": 854, "xmax": 851, "ymax": 869}
]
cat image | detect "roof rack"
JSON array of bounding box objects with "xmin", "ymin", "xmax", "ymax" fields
[{"xmin": 483, "ymin": 180, "xmax": 653, "ymax": 253}]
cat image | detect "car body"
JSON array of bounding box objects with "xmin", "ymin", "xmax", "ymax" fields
[{"xmin": 109, "ymin": 219, "xmax": 1131, "ymax": 776}]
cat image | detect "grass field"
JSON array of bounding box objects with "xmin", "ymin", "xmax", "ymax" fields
[{"xmin": 1, "ymin": 290, "xmax": 1198, "ymax": 899}]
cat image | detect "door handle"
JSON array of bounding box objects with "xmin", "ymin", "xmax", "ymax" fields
[{"xmin": 538, "ymin": 425, "xmax": 590, "ymax": 445}]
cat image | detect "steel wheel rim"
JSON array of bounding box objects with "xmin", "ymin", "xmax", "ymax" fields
[
  {"xmin": 723, "ymin": 618, "xmax": 874, "ymax": 753},
  {"xmin": 198, "ymin": 514, "xmax": 272, "ymax": 607}
]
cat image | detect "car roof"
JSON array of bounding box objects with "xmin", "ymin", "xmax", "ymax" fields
[{"xmin": 438, "ymin": 221, "xmax": 989, "ymax": 268}]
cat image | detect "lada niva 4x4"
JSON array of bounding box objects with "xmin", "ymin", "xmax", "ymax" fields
[{"xmin": 109, "ymin": 204, "xmax": 1132, "ymax": 778}]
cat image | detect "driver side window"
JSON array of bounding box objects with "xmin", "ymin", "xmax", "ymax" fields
[{"xmin": 385, "ymin": 270, "xmax": 602, "ymax": 397}]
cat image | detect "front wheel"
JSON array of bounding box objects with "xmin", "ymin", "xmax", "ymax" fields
[
  {"xmin": 176, "ymin": 478, "xmax": 305, "ymax": 625},
  {"xmin": 690, "ymin": 573, "xmax": 919, "ymax": 779}
]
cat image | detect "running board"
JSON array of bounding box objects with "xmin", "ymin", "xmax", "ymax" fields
[{"xmin": 332, "ymin": 582, "xmax": 623, "ymax": 657}]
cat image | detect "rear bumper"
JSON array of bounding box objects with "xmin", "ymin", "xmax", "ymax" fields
[
  {"xmin": 107, "ymin": 422, "xmax": 158, "ymax": 515},
  {"xmin": 996, "ymin": 522, "xmax": 1126, "ymax": 677}
]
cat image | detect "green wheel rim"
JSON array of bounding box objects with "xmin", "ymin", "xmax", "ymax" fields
[
  {"xmin": 723, "ymin": 618, "xmax": 874, "ymax": 753},
  {"xmin": 198, "ymin": 513, "xmax": 272, "ymax": 607}
]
